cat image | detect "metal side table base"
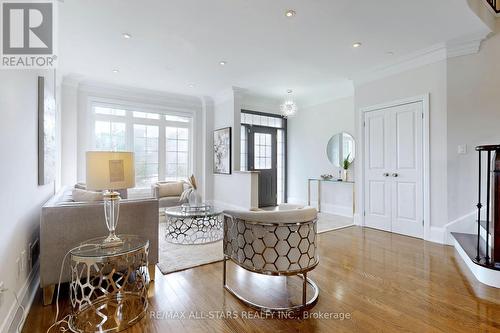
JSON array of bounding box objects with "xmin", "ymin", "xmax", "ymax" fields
[
  {"xmin": 68, "ymin": 235, "xmax": 150, "ymax": 333},
  {"xmin": 222, "ymin": 256, "xmax": 319, "ymax": 314}
]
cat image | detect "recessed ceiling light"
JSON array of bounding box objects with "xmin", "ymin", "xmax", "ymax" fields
[
  {"xmin": 112, "ymin": 69, "xmax": 119, "ymax": 73},
  {"xmin": 219, "ymin": 60, "xmax": 227, "ymax": 66},
  {"xmin": 188, "ymin": 83, "xmax": 195, "ymax": 88},
  {"xmin": 285, "ymin": 9, "xmax": 296, "ymax": 17},
  {"xmin": 287, "ymin": 89, "xmax": 293, "ymax": 93},
  {"xmin": 352, "ymin": 42, "xmax": 362, "ymax": 48},
  {"xmin": 122, "ymin": 33, "xmax": 132, "ymax": 39},
  {"xmin": 386, "ymin": 51, "xmax": 395, "ymax": 56}
]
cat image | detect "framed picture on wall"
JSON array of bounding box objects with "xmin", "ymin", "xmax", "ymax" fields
[
  {"xmin": 213, "ymin": 127, "xmax": 231, "ymax": 174},
  {"xmin": 38, "ymin": 75, "xmax": 56, "ymax": 185}
]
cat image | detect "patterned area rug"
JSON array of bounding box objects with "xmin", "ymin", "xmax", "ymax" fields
[{"xmin": 157, "ymin": 212, "xmax": 353, "ymax": 275}]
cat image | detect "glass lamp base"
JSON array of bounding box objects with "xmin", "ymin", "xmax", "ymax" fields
[
  {"xmin": 102, "ymin": 191, "xmax": 124, "ymax": 248},
  {"xmin": 101, "ymin": 235, "xmax": 124, "ymax": 248}
]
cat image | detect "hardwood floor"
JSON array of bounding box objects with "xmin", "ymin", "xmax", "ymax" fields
[{"xmin": 24, "ymin": 226, "xmax": 500, "ymax": 332}]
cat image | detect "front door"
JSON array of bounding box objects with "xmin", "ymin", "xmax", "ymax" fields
[
  {"xmin": 248, "ymin": 126, "xmax": 277, "ymax": 207},
  {"xmin": 364, "ymin": 101, "xmax": 424, "ymax": 238}
]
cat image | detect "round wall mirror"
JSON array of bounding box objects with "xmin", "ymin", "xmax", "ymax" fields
[{"xmin": 326, "ymin": 132, "xmax": 355, "ymax": 167}]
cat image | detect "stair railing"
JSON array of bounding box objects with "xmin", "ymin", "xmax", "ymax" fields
[
  {"xmin": 486, "ymin": 0, "xmax": 500, "ymax": 13},
  {"xmin": 476, "ymin": 145, "xmax": 500, "ymax": 266}
]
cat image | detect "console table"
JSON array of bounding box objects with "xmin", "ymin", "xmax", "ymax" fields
[{"xmin": 307, "ymin": 178, "xmax": 355, "ymax": 213}]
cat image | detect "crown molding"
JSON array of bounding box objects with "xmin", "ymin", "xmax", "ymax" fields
[
  {"xmin": 353, "ymin": 30, "xmax": 490, "ymax": 86},
  {"xmin": 76, "ymin": 79, "xmax": 203, "ymax": 111},
  {"xmin": 446, "ymin": 31, "xmax": 490, "ymax": 57}
]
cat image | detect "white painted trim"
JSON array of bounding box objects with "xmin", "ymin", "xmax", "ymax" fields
[
  {"xmin": 353, "ymin": 213, "xmax": 362, "ymax": 226},
  {"xmin": 353, "ymin": 31, "xmax": 489, "ymax": 85},
  {"xmin": 287, "ymin": 197, "xmax": 353, "ymax": 218},
  {"xmin": 444, "ymin": 210, "xmax": 477, "ymax": 244},
  {"xmin": 358, "ymin": 94, "xmax": 431, "ymax": 241},
  {"xmin": 428, "ymin": 226, "xmax": 446, "ymax": 244},
  {"xmin": 0, "ymin": 261, "xmax": 39, "ymax": 333},
  {"xmin": 354, "ymin": 44, "xmax": 447, "ymax": 86},
  {"xmin": 453, "ymin": 238, "xmax": 500, "ymax": 288},
  {"xmin": 314, "ymin": 202, "xmax": 353, "ymax": 218},
  {"xmin": 318, "ymin": 223, "xmax": 355, "ymax": 234},
  {"xmin": 77, "ymin": 80, "xmax": 202, "ymax": 111}
]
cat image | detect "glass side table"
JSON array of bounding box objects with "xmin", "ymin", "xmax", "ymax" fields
[
  {"xmin": 68, "ymin": 235, "xmax": 150, "ymax": 333},
  {"xmin": 164, "ymin": 205, "xmax": 223, "ymax": 244}
]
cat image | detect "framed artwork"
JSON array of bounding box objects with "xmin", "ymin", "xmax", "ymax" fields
[
  {"xmin": 213, "ymin": 127, "xmax": 232, "ymax": 174},
  {"xmin": 38, "ymin": 75, "xmax": 56, "ymax": 185}
]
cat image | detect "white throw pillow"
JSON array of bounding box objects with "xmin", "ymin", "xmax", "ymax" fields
[
  {"xmin": 72, "ymin": 188, "xmax": 103, "ymax": 202},
  {"xmin": 158, "ymin": 182, "xmax": 184, "ymax": 197}
]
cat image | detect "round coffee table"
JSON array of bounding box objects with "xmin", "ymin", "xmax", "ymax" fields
[
  {"xmin": 68, "ymin": 235, "xmax": 150, "ymax": 333},
  {"xmin": 164, "ymin": 205, "xmax": 223, "ymax": 244}
]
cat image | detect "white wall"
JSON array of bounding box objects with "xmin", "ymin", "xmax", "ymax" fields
[
  {"xmin": 354, "ymin": 61, "xmax": 448, "ymax": 232},
  {"xmin": 447, "ymin": 29, "xmax": 500, "ymax": 224},
  {"xmin": 211, "ymin": 88, "xmax": 280, "ymax": 209},
  {"xmin": 213, "ymin": 171, "xmax": 259, "ymax": 210},
  {"xmin": 211, "ymin": 88, "xmax": 258, "ymax": 209},
  {"xmin": 60, "ymin": 82, "xmax": 78, "ymax": 186},
  {"xmin": 287, "ymin": 97, "xmax": 355, "ymax": 216},
  {"xmin": 0, "ymin": 70, "xmax": 57, "ymax": 331}
]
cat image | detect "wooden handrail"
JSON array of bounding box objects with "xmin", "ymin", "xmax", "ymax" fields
[{"xmin": 486, "ymin": 0, "xmax": 500, "ymax": 13}]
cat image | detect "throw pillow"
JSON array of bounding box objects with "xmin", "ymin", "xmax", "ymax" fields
[
  {"xmin": 72, "ymin": 188, "xmax": 104, "ymax": 202},
  {"xmin": 158, "ymin": 182, "xmax": 184, "ymax": 197}
]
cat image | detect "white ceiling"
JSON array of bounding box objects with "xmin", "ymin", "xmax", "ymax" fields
[{"xmin": 59, "ymin": 0, "xmax": 487, "ymax": 105}]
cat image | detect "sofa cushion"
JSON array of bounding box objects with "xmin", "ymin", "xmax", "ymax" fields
[
  {"xmin": 72, "ymin": 188, "xmax": 103, "ymax": 202},
  {"xmin": 74, "ymin": 182, "xmax": 87, "ymax": 190},
  {"xmin": 159, "ymin": 196, "xmax": 182, "ymax": 208},
  {"xmin": 158, "ymin": 182, "xmax": 184, "ymax": 197}
]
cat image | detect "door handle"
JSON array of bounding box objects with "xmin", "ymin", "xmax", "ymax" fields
[
  {"xmin": 383, "ymin": 173, "xmax": 389, "ymax": 177},
  {"xmin": 392, "ymin": 173, "xmax": 399, "ymax": 177}
]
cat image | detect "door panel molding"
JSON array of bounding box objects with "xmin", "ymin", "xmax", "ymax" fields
[{"xmin": 359, "ymin": 94, "xmax": 430, "ymax": 241}]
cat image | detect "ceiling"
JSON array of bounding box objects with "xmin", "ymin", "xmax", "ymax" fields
[{"xmin": 58, "ymin": 0, "xmax": 487, "ymax": 105}]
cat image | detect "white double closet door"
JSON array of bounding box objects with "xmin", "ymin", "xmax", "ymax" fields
[{"xmin": 364, "ymin": 101, "xmax": 424, "ymax": 239}]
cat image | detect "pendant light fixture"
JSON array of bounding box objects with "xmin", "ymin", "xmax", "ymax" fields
[{"xmin": 280, "ymin": 89, "xmax": 298, "ymax": 118}]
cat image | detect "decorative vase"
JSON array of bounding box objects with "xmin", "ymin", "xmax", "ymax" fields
[
  {"xmin": 188, "ymin": 190, "xmax": 202, "ymax": 207},
  {"xmin": 341, "ymin": 169, "xmax": 348, "ymax": 182}
]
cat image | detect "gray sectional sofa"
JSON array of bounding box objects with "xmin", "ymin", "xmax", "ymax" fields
[{"xmin": 40, "ymin": 186, "xmax": 159, "ymax": 305}]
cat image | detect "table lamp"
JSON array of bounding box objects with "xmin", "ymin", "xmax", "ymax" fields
[{"xmin": 86, "ymin": 151, "xmax": 135, "ymax": 247}]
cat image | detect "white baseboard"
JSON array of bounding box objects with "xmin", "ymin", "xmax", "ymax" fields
[
  {"xmin": 287, "ymin": 197, "xmax": 353, "ymax": 218},
  {"xmin": 426, "ymin": 226, "xmax": 446, "ymax": 244},
  {"xmin": 444, "ymin": 210, "xmax": 480, "ymax": 245},
  {"xmin": 1, "ymin": 261, "xmax": 40, "ymax": 333},
  {"xmin": 353, "ymin": 213, "xmax": 362, "ymax": 226}
]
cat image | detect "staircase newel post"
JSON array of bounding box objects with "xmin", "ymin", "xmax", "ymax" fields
[
  {"xmin": 486, "ymin": 150, "xmax": 492, "ymax": 263},
  {"xmin": 477, "ymin": 150, "xmax": 482, "ymax": 261}
]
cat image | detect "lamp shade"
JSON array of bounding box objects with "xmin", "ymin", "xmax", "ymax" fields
[{"xmin": 86, "ymin": 151, "xmax": 135, "ymax": 190}]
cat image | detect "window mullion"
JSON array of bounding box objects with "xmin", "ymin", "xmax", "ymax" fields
[{"xmin": 159, "ymin": 125, "xmax": 166, "ymax": 181}]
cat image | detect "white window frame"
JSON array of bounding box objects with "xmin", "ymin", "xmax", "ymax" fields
[{"xmin": 86, "ymin": 97, "xmax": 195, "ymax": 188}]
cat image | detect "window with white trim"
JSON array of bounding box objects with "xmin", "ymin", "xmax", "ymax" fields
[{"xmin": 90, "ymin": 102, "xmax": 193, "ymax": 188}]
